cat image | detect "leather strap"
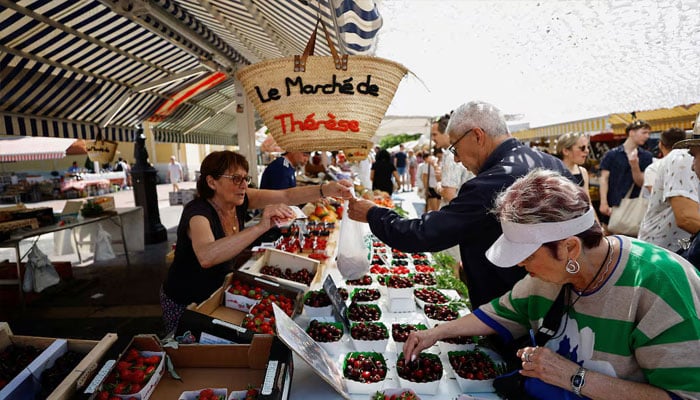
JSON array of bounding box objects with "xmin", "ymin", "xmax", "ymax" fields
[{"xmin": 294, "ymin": 18, "xmax": 347, "ymax": 72}]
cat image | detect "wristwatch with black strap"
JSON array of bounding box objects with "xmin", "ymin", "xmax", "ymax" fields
[{"xmin": 571, "ymin": 366, "xmax": 587, "ymax": 396}]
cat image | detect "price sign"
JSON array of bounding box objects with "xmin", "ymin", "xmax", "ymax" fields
[{"xmin": 323, "ymin": 275, "xmax": 349, "ymax": 329}]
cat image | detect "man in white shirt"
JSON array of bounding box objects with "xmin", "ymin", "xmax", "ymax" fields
[
  {"xmin": 168, "ymin": 155, "xmax": 184, "ymax": 192},
  {"xmin": 431, "ymin": 113, "xmax": 474, "ymax": 207},
  {"xmin": 639, "ymin": 128, "xmax": 700, "ymax": 251}
]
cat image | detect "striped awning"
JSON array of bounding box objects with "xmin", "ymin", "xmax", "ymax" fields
[
  {"xmin": 512, "ymin": 116, "xmax": 610, "ymax": 140},
  {"xmin": 0, "ymin": 0, "xmax": 383, "ymax": 146},
  {"xmin": 609, "ymin": 103, "xmax": 700, "ymax": 135},
  {"xmin": 0, "ymin": 136, "xmax": 77, "ymax": 162}
]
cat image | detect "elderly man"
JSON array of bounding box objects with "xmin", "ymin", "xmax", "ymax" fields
[{"xmin": 348, "ymin": 100, "xmax": 573, "ymax": 309}]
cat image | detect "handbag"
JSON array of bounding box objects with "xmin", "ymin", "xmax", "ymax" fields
[
  {"xmin": 607, "ymin": 185, "xmax": 648, "ymax": 236},
  {"xmin": 678, "ymin": 234, "xmax": 700, "ymax": 270},
  {"xmin": 493, "ymin": 285, "xmax": 570, "ymax": 400}
]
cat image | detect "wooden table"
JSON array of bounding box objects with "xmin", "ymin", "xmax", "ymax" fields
[{"xmin": 0, "ymin": 207, "xmax": 141, "ymax": 305}]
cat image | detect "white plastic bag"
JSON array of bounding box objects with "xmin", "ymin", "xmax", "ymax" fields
[
  {"xmin": 94, "ymin": 223, "xmax": 116, "ymax": 261},
  {"xmin": 26, "ymin": 245, "xmax": 61, "ymax": 293},
  {"xmin": 336, "ymin": 200, "xmax": 370, "ymax": 280},
  {"xmin": 22, "ymin": 259, "xmax": 34, "ymax": 293}
]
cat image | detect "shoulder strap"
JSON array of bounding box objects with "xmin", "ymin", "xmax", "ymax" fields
[{"xmin": 533, "ymin": 284, "xmax": 570, "ymax": 346}]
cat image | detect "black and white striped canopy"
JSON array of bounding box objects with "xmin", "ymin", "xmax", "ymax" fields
[{"xmin": 1, "ymin": 0, "xmax": 383, "ymax": 146}]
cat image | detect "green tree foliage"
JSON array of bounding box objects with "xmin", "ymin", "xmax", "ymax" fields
[{"xmin": 378, "ymin": 133, "xmax": 423, "ymax": 150}]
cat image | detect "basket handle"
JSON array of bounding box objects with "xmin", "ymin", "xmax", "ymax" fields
[{"xmin": 294, "ymin": 18, "xmax": 348, "ymax": 72}]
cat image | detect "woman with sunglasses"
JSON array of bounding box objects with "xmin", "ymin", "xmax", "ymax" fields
[
  {"xmin": 556, "ymin": 132, "xmax": 591, "ymax": 190},
  {"xmin": 556, "ymin": 132, "xmax": 598, "ymax": 218},
  {"xmin": 160, "ymin": 150, "xmax": 352, "ymax": 334}
]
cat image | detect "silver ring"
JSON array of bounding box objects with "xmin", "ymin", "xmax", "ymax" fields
[{"xmin": 523, "ymin": 352, "xmax": 531, "ymax": 363}]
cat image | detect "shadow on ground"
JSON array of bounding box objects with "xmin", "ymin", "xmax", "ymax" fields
[{"xmin": 2, "ymin": 228, "xmax": 178, "ymax": 349}]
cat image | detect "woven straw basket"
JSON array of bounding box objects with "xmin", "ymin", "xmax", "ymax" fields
[
  {"xmin": 236, "ymin": 20, "xmax": 407, "ymax": 152},
  {"xmin": 86, "ymin": 137, "xmax": 118, "ymax": 164}
]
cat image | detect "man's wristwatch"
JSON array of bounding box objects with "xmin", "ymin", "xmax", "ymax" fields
[{"xmin": 570, "ymin": 366, "xmax": 587, "ymax": 396}]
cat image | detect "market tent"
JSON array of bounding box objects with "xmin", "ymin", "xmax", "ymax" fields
[
  {"xmin": 372, "ymin": 116, "xmax": 433, "ymax": 142},
  {"xmin": 0, "ymin": 0, "xmax": 383, "ymax": 146},
  {"xmin": 609, "ymin": 104, "xmax": 700, "ymax": 135},
  {"xmin": 512, "ymin": 116, "xmax": 610, "ymax": 140},
  {"xmin": 0, "ymin": 136, "xmax": 79, "ymax": 163}
]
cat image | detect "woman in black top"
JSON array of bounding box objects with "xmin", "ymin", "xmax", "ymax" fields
[
  {"xmin": 371, "ymin": 149, "xmax": 400, "ymax": 195},
  {"xmin": 161, "ymin": 150, "xmax": 352, "ymax": 334},
  {"xmin": 556, "ymin": 132, "xmax": 591, "ymax": 190}
]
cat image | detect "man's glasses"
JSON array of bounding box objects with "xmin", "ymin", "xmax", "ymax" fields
[
  {"xmin": 220, "ymin": 174, "xmax": 252, "ymax": 185},
  {"xmin": 448, "ymin": 128, "xmax": 475, "ymax": 155}
]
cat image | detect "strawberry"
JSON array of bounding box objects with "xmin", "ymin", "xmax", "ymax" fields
[
  {"xmin": 96, "ymin": 391, "xmax": 110, "ymax": 400},
  {"xmin": 144, "ymin": 355, "xmax": 161, "ymax": 365},
  {"xmin": 124, "ymin": 348, "xmax": 140, "ymax": 362},
  {"xmin": 130, "ymin": 369, "xmax": 146, "ymax": 384}
]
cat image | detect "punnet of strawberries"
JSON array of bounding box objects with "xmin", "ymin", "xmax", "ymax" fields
[
  {"xmin": 94, "ymin": 347, "xmax": 162, "ymax": 398},
  {"xmin": 196, "ymin": 388, "xmax": 226, "ymax": 400},
  {"xmin": 241, "ymin": 293, "xmax": 295, "ymax": 334},
  {"xmin": 371, "ymin": 390, "xmax": 420, "ymax": 400}
]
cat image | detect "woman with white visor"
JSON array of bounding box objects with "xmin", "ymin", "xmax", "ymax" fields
[{"xmin": 403, "ymin": 169, "xmax": 700, "ymax": 399}]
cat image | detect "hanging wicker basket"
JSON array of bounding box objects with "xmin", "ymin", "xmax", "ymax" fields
[
  {"xmin": 236, "ymin": 19, "xmax": 407, "ymax": 152},
  {"xmin": 85, "ymin": 134, "xmax": 118, "ymax": 164}
]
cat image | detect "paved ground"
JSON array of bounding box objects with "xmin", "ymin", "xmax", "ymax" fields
[
  {"xmin": 1, "ymin": 181, "xmax": 197, "ymax": 346},
  {"xmin": 0, "ymin": 181, "xmax": 424, "ymax": 350}
]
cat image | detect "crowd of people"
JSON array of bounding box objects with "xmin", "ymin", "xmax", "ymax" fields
[{"xmin": 160, "ymin": 99, "xmax": 700, "ymax": 399}]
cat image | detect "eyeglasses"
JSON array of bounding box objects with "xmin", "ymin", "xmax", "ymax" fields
[
  {"xmin": 448, "ymin": 128, "xmax": 475, "ymax": 155},
  {"xmin": 220, "ymin": 174, "xmax": 252, "ymax": 185},
  {"xmin": 575, "ymin": 145, "xmax": 589, "ymax": 152}
]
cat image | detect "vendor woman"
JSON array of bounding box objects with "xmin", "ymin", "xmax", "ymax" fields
[
  {"xmin": 161, "ymin": 150, "xmax": 352, "ymax": 334},
  {"xmin": 403, "ymin": 169, "xmax": 700, "ymax": 399}
]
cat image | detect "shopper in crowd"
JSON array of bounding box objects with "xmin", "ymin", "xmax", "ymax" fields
[
  {"xmin": 348, "ymin": 100, "xmax": 573, "ymax": 309},
  {"xmin": 641, "ymin": 128, "xmax": 686, "ymax": 199},
  {"xmin": 422, "ymin": 149, "xmax": 442, "ymax": 212},
  {"xmin": 161, "ymin": 150, "xmax": 352, "ymax": 334},
  {"xmin": 260, "ymin": 151, "xmax": 309, "ymax": 190},
  {"xmin": 114, "ymin": 157, "xmax": 131, "ymax": 188},
  {"xmin": 556, "ymin": 132, "xmax": 594, "ymax": 208},
  {"xmin": 415, "ymin": 151, "xmax": 430, "ymax": 199},
  {"xmin": 394, "ymin": 144, "xmax": 409, "ymax": 191},
  {"xmin": 638, "ymin": 128, "xmax": 700, "ymax": 252},
  {"xmin": 68, "ymin": 161, "xmax": 80, "ymax": 175},
  {"xmin": 403, "ymin": 169, "xmax": 700, "ymax": 400},
  {"xmin": 431, "ymin": 112, "xmax": 474, "ymax": 205},
  {"xmin": 407, "ymin": 150, "xmax": 418, "ymax": 190},
  {"xmin": 304, "ymin": 152, "xmax": 326, "ymax": 178},
  {"xmin": 598, "ymin": 120, "xmax": 653, "ymax": 227},
  {"xmin": 168, "ymin": 155, "xmax": 184, "ymax": 192},
  {"xmin": 371, "ymin": 149, "xmax": 400, "ymax": 195}
]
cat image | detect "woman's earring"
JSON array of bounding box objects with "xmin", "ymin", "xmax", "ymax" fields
[{"xmin": 565, "ymin": 258, "xmax": 580, "ymax": 274}]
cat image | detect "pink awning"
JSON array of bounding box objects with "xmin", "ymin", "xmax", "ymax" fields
[{"xmin": 0, "ymin": 136, "xmax": 78, "ymax": 162}]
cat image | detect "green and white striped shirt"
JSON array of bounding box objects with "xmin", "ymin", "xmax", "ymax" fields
[{"xmin": 476, "ymin": 235, "xmax": 700, "ymax": 399}]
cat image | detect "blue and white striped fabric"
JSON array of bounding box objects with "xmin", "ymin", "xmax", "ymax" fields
[{"xmin": 333, "ymin": 0, "xmax": 383, "ymax": 54}]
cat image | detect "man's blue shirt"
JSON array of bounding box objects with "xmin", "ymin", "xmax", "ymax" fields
[
  {"xmin": 260, "ymin": 156, "xmax": 296, "ymax": 190},
  {"xmin": 599, "ymin": 145, "xmax": 653, "ymax": 206}
]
